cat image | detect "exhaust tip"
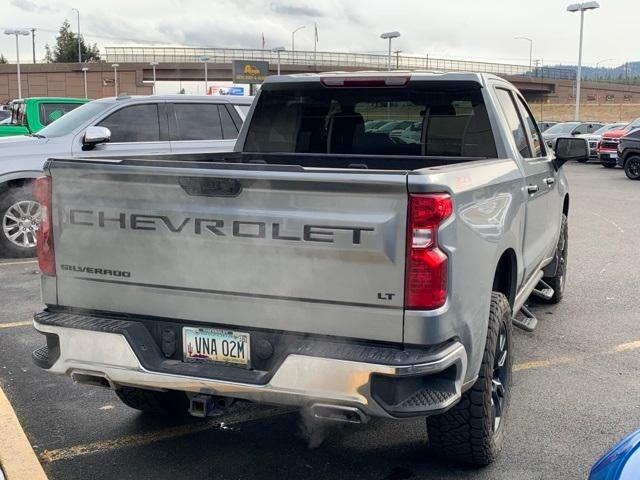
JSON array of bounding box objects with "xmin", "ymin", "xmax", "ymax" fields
[
  {"xmin": 71, "ymin": 372, "xmax": 112, "ymax": 389},
  {"xmin": 309, "ymin": 404, "xmax": 369, "ymax": 424}
]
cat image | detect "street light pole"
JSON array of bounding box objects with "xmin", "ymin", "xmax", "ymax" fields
[
  {"xmin": 567, "ymin": 1, "xmax": 600, "ymax": 121},
  {"xmin": 380, "ymin": 31, "xmax": 400, "ymax": 71},
  {"xmin": 72, "ymin": 8, "xmax": 81, "ymax": 63},
  {"xmin": 515, "ymin": 36, "xmax": 533, "ymax": 73},
  {"xmin": 200, "ymin": 56, "xmax": 210, "ymax": 94},
  {"xmin": 272, "ymin": 47, "xmax": 285, "ymax": 75},
  {"xmin": 4, "ymin": 29, "xmax": 30, "ymax": 99},
  {"xmin": 81, "ymin": 67, "xmax": 88, "ymax": 98},
  {"xmin": 30, "ymin": 28, "xmax": 36, "ymax": 64},
  {"xmin": 111, "ymin": 63, "xmax": 119, "ymax": 96},
  {"xmin": 150, "ymin": 61, "xmax": 159, "ymax": 95},
  {"xmin": 291, "ymin": 26, "xmax": 305, "ymax": 62}
]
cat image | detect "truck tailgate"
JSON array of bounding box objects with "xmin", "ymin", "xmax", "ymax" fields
[{"xmin": 49, "ymin": 160, "xmax": 409, "ymax": 342}]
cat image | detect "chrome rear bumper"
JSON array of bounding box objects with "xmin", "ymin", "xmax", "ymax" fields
[{"xmin": 34, "ymin": 315, "xmax": 467, "ymax": 419}]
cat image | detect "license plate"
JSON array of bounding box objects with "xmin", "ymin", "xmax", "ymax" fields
[
  {"xmin": 610, "ymin": 153, "xmax": 617, "ymax": 159},
  {"xmin": 183, "ymin": 327, "xmax": 250, "ymax": 367}
]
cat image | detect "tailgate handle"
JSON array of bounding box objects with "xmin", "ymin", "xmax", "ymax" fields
[{"xmin": 179, "ymin": 177, "xmax": 242, "ymax": 197}]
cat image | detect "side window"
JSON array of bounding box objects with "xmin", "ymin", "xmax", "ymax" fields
[
  {"xmin": 572, "ymin": 124, "xmax": 589, "ymax": 135},
  {"xmin": 39, "ymin": 103, "xmax": 80, "ymax": 126},
  {"xmin": 172, "ymin": 104, "xmax": 223, "ymax": 141},
  {"xmin": 495, "ymin": 88, "xmax": 532, "ymax": 158},
  {"xmin": 514, "ymin": 95, "xmax": 544, "ymax": 157},
  {"xmin": 219, "ymin": 105, "xmax": 239, "ymax": 139},
  {"xmin": 98, "ymin": 104, "xmax": 160, "ymax": 143}
]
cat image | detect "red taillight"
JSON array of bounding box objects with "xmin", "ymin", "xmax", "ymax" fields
[
  {"xmin": 34, "ymin": 176, "xmax": 55, "ymax": 276},
  {"xmin": 405, "ymin": 193, "xmax": 452, "ymax": 310}
]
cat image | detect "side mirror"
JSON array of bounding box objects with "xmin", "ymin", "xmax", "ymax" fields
[
  {"xmin": 82, "ymin": 126, "xmax": 111, "ymax": 150},
  {"xmin": 553, "ymin": 136, "xmax": 589, "ymax": 169}
]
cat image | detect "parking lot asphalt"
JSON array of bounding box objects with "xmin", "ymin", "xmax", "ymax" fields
[{"xmin": 0, "ymin": 161, "xmax": 639, "ymax": 480}]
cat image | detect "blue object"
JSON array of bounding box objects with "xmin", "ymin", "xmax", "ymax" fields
[{"xmin": 589, "ymin": 430, "xmax": 640, "ymax": 480}]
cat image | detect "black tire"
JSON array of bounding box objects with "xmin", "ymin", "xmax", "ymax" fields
[
  {"xmin": 535, "ymin": 214, "xmax": 568, "ymax": 304},
  {"xmin": 426, "ymin": 292, "xmax": 513, "ymax": 466},
  {"xmin": 115, "ymin": 387, "xmax": 190, "ymax": 416},
  {"xmin": 577, "ymin": 158, "xmax": 588, "ymax": 163},
  {"xmin": 624, "ymin": 156, "xmax": 640, "ymax": 180},
  {"xmin": 0, "ymin": 185, "xmax": 39, "ymax": 258},
  {"xmin": 601, "ymin": 162, "xmax": 616, "ymax": 169}
]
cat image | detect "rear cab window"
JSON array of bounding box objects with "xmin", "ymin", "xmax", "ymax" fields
[
  {"xmin": 39, "ymin": 103, "xmax": 82, "ymax": 126},
  {"xmin": 243, "ymin": 80, "xmax": 497, "ymax": 163}
]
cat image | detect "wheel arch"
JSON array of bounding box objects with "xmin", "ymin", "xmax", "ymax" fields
[
  {"xmin": 492, "ymin": 248, "xmax": 517, "ymax": 308},
  {"xmin": 0, "ymin": 171, "xmax": 42, "ymax": 195}
]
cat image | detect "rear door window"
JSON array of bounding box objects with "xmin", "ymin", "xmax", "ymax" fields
[
  {"xmin": 495, "ymin": 88, "xmax": 532, "ymax": 158},
  {"xmin": 172, "ymin": 103, "xmax": 224, "ymax": 141},
  {"xmin": 243, "ymin": 81, "xmax": 497, "ymax": 158},
  {"xmin": 39, "ymin": 103, "xmax": 81, "ymax": 126},
  {"xmin": 513, "ymin": 95, "xmax": 545, "ymax": 157},
  {"xmin": 98, "ymin": 104, "xmax": 160, "ymax": 143}
]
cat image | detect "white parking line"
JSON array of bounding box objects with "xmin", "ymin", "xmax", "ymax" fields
[
  {"xmin": 0, "ymin": 385, "xmax": 48, "ymax": 479},
  {"xmin": 0, "ymin": 260, "xmax": 38, "ymax": 268}
]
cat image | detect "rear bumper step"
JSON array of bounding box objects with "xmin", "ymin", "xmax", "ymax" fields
[{"xmin": 33, "ymin": 310, "xmax": 467, "ymax": 418}]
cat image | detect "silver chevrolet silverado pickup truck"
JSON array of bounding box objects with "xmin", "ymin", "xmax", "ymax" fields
[{"xmin": 32, "ymin": 72, "xmax": 588, "ymax": 466}]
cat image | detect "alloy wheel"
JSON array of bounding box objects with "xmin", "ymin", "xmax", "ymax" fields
[
  {"xmin": 2, "ymin": 200, "xmax": 42, "ymax": 248},
  {"xmin": 490, "ymin": 323, "xmax": 508, "ymax": 433}
]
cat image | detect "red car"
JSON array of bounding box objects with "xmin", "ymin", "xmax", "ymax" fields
[{"xmin": 597, "ymin": 117, "xmax": 640, "ymax": 168}]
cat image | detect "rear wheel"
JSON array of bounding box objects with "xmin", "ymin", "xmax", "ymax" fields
[
  {"xmin": 426, "ymin": 292, "xmax": 513, "ymax": 466},
  {"xmin": 0, "ymin": 185, "xmax": 40, "ymax": 258},
  {"xmin": 115, "ymin": 387, "xmax": 190, "ymax": 416},
  {"xmin": 601, "ymin": 162, "xmax": 616, "ymax": 169},
  {"xmin": 624, "ymin": 156, "xmax": 640, "ymax": 180}
]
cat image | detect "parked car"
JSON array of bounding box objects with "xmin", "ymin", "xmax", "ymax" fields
[
  {"xmin": 31, "ymin": 72, "xmax": 584, "ymax": 466},
  {"xmin": 597, "ymin": 118, "xmax": 640, "ymax": 168},
  {"xmin": 0, "ymin": 94, "xmax": 253, "ymax": 257},
  {"xmin": 0, "ymin": 97, "xmax": 89, "ymax": 138},
  {"xmin": 537, "ymin": 121, "xmax": 557, "ymax": 132},
  {"xmin": 576, "ymin": 123, "xmax": 626, "ymax": 162},
  {"xmin": 542, "ymin": 121, "xmax": 604, "ymax": 150},
  {"xmin": 589, "ymin": 430, "xmax": 640, "ymax": 480},
  {"xmin": 616, "ymin": 128, "xmax": 640, "ymax": 179}
]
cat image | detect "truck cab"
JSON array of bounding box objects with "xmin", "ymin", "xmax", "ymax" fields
[
  {"xmin": 597, "ymin": 117, "xmax": 640, "ymax": 167},
  {"xmin": 0, "ymin": 97, "xmax": 89, "ymax": 138}
]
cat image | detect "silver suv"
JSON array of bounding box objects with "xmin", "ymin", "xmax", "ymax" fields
[{"xmin": 0, "ymin": 94, "xmax": 253, "ymax": 257}]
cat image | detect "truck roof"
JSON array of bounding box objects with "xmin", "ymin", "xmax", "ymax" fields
[
  {"xmin": 12, "ymin": 97, "xmax": 88, "ymax": 103},
  {"xmin": 262, "ymin": 70, "xmax": 505, "ymax": 86}
]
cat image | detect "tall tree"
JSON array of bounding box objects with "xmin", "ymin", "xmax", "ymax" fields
[
  {"xmin": 46, "ymin": 20, "xmax": 100, "ymax": 63},
  {"xmin": 0, "ymin": 54, "xmax": 7, "ymax": 64}
]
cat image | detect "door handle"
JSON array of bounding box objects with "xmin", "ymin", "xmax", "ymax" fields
[
  {"xmin": 527, "ymin": 184, "xmax": 539, "ymax": 194},
  {"xmin": 544, "ymin": 177, "xmax": 556, "ymax": 186}
]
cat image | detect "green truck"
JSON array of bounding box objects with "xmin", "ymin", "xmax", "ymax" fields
[{"xmin": 0, "ymin": 97, "xmax": 89, "ymax": 137}]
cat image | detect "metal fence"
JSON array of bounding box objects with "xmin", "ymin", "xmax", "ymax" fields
[{"xmin": 104, "ymin": 46, "xmax": 576, "ymax": 80}]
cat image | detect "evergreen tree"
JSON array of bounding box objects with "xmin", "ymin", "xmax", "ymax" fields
[
  {"xmin": 48, "ymin": 20, "xmax": 100, "ymax": 63},
  {"xmin": 0, "ymin": 54, "xmax": 7, "ymax": 64}
]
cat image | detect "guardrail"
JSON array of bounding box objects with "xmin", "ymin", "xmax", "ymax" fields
[{"xmin": 104, "ymin": 46, "xmax": 576, "ymax": 80}]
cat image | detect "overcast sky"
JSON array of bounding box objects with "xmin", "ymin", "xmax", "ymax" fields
[{"xmin": 0, "ymin": 0, "xmax": 634, "ymax": 68}]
